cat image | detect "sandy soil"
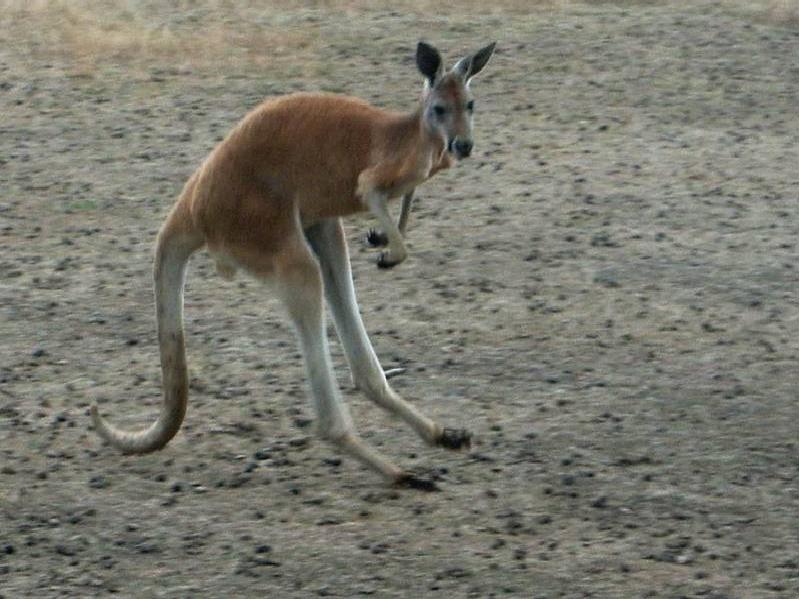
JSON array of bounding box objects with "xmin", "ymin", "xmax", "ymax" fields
[{"xmin": 0, "ymin": 1, "xmax": 797, "ymax": 597}]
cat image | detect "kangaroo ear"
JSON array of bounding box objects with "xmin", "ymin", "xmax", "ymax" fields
[
  {"xmin": 416, "ymin": 41, "xmax": 443, "ymax": 84},
  {"xmin": 456, "ymin": 42, "xmax": 496, "ymax": 81}
]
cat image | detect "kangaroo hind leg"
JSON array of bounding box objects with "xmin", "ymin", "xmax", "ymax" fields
[
  {"xmin": 262, "ymin": 232, "xmax": 437, "ymax": 488},
  {"xmin": 306, "ymin": 218, "xmax": 472, "ymax": 451}
]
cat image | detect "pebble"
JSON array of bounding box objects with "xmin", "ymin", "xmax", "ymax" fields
[
  {"xmin": 253, "ymin": 449, "xmax": 271, "ymax": 460},
  {"xmin": 88, "ymin": 475, "xmax": 109, "ymax": 489}
]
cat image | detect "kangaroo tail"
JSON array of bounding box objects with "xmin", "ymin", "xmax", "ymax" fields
[{"xmin": 91, "ymin": 210, "xmax": 202, "ymax": 454}]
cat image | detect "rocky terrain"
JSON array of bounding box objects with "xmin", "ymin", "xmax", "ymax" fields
[{"xmin": 0, "ymin": 1, "xmax": 797, "ymax": 597}]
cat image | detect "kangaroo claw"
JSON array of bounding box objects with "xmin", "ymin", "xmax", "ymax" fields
[
  {"xmin": 437, "ymin": 428, "xmax": 472, "ymax": 451},
  {"xmin": 395, "ymin": 471, "xmax": 441, "ymax": 492},
  {"xmin": 366, "ymin": 229, "xmax": 389, "ymax": 248},
  {"xmin": 376, "ymin": 251, "xmax": 403, "ymax": 269}
]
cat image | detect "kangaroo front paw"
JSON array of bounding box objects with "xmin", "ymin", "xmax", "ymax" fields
[
  {"xmin": 394, "ymin": 470, "xmax": 440, "ymax": 492},
  {"xmin": 376, "ymin": 250, "xmax": 405, "ymax": 269},
  {"xmin": 365, "ymin": 228, "xmax": 389, "ymax": 248},
  {"xmin": 437, "ymin": 428, "xmax": 472, "ymax": 451}
]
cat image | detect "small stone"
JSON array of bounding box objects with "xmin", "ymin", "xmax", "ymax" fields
[
  {"xmin": 89, "ymin": 475, "xmax": 109, "ymax": 489},
  {"xmin": 54, "ymin": 544, "xmax": 77, "ymax": 557},
  {"xmin": 134, "ymin": 541, "xmax": 160, "ymax": 554},
  {"xmin": 293, "ymin": 416, "xmax": 313, "ymax": 428}
]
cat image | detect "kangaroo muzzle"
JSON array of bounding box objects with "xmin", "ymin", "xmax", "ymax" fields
[{"xmin": 448, "ymin": 138, "xmax": 473, "ymax": 159}]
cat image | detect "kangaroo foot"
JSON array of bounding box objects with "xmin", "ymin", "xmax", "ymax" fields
[{"xmin": 437, "ymin": 428, "xmax": 472, "ymax": 451}]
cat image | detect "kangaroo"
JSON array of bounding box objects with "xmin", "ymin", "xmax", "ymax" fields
[{"xmin": 91, "ymin": 41, "xmax": 496, "ymax": 490}]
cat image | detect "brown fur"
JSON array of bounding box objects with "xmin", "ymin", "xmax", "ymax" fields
[
  {"xmin": 187, "ymin": 93, "xmax": 448, "ymax": 269},
  {"xmin": 91, "ymin": 41, "xmax": 494, "ymax": 485}
]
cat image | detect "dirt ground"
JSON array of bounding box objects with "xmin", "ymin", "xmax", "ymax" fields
[{"xmin": 0, "ymin": 1, "xmax": 797, "ymax": 597}]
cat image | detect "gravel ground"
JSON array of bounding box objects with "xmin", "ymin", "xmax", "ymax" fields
[{"xmin": 0, "ymin": 1, "xmax": 797, "ymax": 597}]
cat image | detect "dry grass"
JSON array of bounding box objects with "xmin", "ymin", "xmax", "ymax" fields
[
  {"xmin": 0, "ymin": 0, "xmax": 550, "ymax": 77},
  {"xmin": 766, "ymin": 0, "xmax": 799, "ymax": 24},
  {"xmin": 1, "ymin": 1, "xmax": 325, "ymax": 75},
  {"xmin": 2, "ymin": 0, "xmax": 794, "ymax": 76}
]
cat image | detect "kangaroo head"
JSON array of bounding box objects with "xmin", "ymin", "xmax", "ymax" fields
[{"xmin": 416, "ymin": 41, "xmax": 496, "ymax": 160}]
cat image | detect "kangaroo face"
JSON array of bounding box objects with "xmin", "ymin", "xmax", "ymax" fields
[
  {"xmin": 416, "ymin": 41, "xmax": 495, "ymax": 161},
  {"xmin": 425, "ymin": 73, "xmax": 475, "ymax": 159}
]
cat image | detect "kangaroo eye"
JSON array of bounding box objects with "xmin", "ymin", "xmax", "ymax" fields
[
  {"xmin": 433, "ymin": 105, "xmax": 446, "ymax": 117},
  {"xmin": 466, "ymin": 100, "xmax": 475, "ymax": 112}
]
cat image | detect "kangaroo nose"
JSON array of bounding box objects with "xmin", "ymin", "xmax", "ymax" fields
[{"xmin": 454, "ymin": 139, "xmax": 473, "ymax": 158}]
